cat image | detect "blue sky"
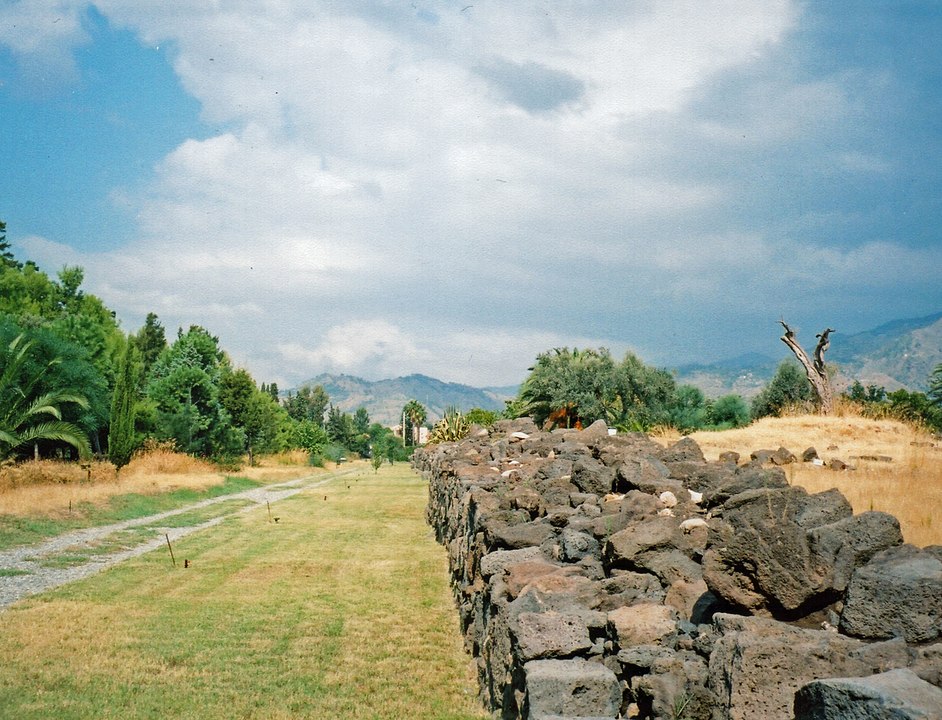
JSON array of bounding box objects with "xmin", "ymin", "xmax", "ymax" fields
[{"xmin": 1, "ymin": 1, "xmax": 940, "ymax": 388}]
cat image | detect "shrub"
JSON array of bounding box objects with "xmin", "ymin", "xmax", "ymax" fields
[
  {"xmin": 464, "ymin": 408, "xmax": 499, "ymax": 427},
  {"xmin": 708, "ymin": 394, "xmax": 750, "ymax": 429},
  {"xmin": 751, "ymin": 360, "xmax": 814, "ymax": 419}
]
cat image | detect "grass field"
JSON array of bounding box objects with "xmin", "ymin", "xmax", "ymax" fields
[
  {"xmin": 0, "ymin": 463, "xmax": 486, "ymax": 720},
  {"xmin": 672, "ymin": 413, "xmax": 942, "ymax": 547},
  {"xmin": 0, "ymin": 476, "xmax": 265, "ymax": 552}
]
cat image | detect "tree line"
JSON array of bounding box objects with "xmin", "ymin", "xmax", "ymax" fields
[
  {"xmin": 0, "ymin": 220, "xmax": 414, "ymax": 467},
  {"xmin": 4, "ymin": 218, "xmax": 939, "ymax": 464},
  {"xmin": 502, "ymin": 346, "xmax": 942, "ymax": 435}
]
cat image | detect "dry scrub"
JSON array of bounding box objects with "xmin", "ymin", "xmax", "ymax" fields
[
  {"xmin": 674, "ymin": 414, "xmax": 942, "ymax": 547},
  {"xmin": 0, "ymin": 444, "xmax": 312, "ymax": 517}
]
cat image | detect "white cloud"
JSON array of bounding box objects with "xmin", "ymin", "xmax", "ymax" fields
[
  {"xmin": 276, "ymin": 320, "xmax": 634, "ymax": 387},
  {"xmin": 6, "ymin": 1, "xmax": 939, "ymax": 389}
]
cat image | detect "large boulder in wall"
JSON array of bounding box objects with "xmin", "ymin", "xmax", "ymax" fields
[
  {"xmin": 794, "ymin": 668, "xmax": 942, "ymax": 720},
  {"xmin": 840, "ymin": 544, "xmax": 942, "ymax": 643},
  {"xmin": 523, "ymin": 657, "xmax": 621, "ymax": 719}
]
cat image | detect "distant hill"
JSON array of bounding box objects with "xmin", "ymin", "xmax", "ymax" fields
[
  {"xmin": 672, "ymin": 353, "xmax": 780, "ymax": 399},
  {"xmin": 292, "ymin": 313, "xmax": 940, "ymax": 419},
  {"xmin": 828, "ymin": 312, "xmax": 942, "ymax": 391},
  {"xmin": 292, "ymin": 373, "xmax": 516, "ymax": 426},
  {"xmin": 674, "ymin": 312, "xmax": 942, "ymax": 398}
]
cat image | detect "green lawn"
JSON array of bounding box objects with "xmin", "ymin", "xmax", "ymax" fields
[{"xmin": 0, "ymin": 464, "xmax": 486, "ymax": 720}]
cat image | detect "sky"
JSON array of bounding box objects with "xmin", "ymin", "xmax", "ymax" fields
[{"xmin": 1, "ymin": 1, "xmax": 941, "ymax": 389}]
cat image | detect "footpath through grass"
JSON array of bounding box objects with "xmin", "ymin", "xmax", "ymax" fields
[
  {"xmin": 0, "ymin": 476, "xmax": 263, "ymax": 551},
  {"xmin": 0, "ymin": 463, "xmax": 486, "ymax": 720}
]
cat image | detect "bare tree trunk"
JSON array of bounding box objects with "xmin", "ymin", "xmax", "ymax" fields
[{"xmin": 779, "ymin": 321, "xmax": 834, "ymax": 415}]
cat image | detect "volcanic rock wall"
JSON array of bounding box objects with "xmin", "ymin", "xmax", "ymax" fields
[{"xmin": 414, "ymin": 419, "xmax": 942, "ymax": 720}]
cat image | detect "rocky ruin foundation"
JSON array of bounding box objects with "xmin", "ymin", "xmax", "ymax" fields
[{"xmin": 414, "ymin": 419, "xmax": 942, "ymax": 720}]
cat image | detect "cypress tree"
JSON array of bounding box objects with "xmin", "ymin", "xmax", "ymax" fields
[{"xmin": 109, "ymin": 341, "xmax": 140, "ymax": 471}]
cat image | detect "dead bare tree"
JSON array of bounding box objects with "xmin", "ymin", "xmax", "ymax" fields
[{"xmin": 779, "ymin": 320, "xmax": 834, "ymax": 415}]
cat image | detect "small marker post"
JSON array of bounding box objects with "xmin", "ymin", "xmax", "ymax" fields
[{"xmin": 165, "ymin": 533, "xmax": 176, "ymax": 567}]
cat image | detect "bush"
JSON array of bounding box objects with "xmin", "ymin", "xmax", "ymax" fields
[
  {"xmin": 464, "ymin": 408, "xmax": 499, "ymax": 427},
  {"xmin": 667, "ymin": 385, "xmax": 708, "ymax": 433},
  {"xmin": 292, "ymin": 420, "xmax": 328, "ymax": 455},
  {"xmin": 708, "ymin": 394, "xmax": 750, "ymax": 429},
  {"xmin": 751, "ymin": 360, "xmax": 814, "ymax": 419},
  {"xmin": 322, "ymin": 443, "xmax": 348, "ymax": 464}
]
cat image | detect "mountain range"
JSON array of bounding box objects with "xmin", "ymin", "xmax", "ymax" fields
[
  {"xmin": 295, "ymin": 373, "xmax": 515, "ymax": 426},
  {"xmin": 673, "ymin": 311, "xmax": 942, "ymax": 398},
  {"xmin": 294, "ymin": 312, "xmax": 941, "ymax": 425}
]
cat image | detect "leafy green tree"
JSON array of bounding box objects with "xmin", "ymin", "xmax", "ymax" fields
[
  {"xmin": 219, "ymin": 369, "xmax": 289, "ymax": 464},
  {"xmin": 886, "ymin": 389, "xmax": 941, "ymax": 431},
  {"xmin": 465, "ymin": 407, "xmax": 499, "ymax": 426},
  {"xmin": 610, "ymin": 353, "xmax": 676, "ymax": 430},
  {"xmin": 0, "ymin": 219, "xmax": 20, "ymax": 270},
  {"xmin": 133, "ymin": 312, "xmax": 167, "ymax": 380},
  {"xmin": 707, "ymin": 394, "xmax": 750, "ymax": 429},
  {"xmin": 402, "ymin": 399, "xmax": 427, "ymax": 446},
  {"xmin": 514, "ymin": 348, "xmax": 677, "ymax": 431},
  {"xmin": 348, "ymin": 406, "xmax": 372, "ymax": 456},
  {"xmin": 516, "ymin": 347, "xmax": 618, "ymax": 427},
  {"xmin": 0, "ymin": 333, "xmax": 91, "ymax": 460},
  {"xmin": 293, "ymin": 419, "xmax": 329, "ymax": 456},
  {"xmin": 846, "ymin": 380, "xmax": 887, "ymax": 404},
  {"xmin": 751, "ymin": 360, "xmax": 815, "ymax": 419},
  {"xmin": 326, "ymin": 405, "xmax": 356, "ymax": 448},
  {"xmin": 285, "ymin": 384, "xmax": 330, "ymax": 425},
  {"xmin": 56, "ymin": 266, "xmax": 85, "ymax": 311},
  {"xmin": 0, "ymin": 255, "xmax": 123, "ymax": 396},
  {"xmin": 367, "ymin": 422, "xmax": 410, "ymax": 463},
  {"xmin": 353, "ymin": 407, "xmax": 370, "ymax": 434},
  {"xmin": 145, "ymin": 325, "xmax": 241, "ymax": 458},
  {"xmin": 108, "ymin": 341, "xmax": 140, "ymax": 470},
  {"xmin": 371, "ymin": 452, "xmax": 384, "ymax": 473},
  {"xmin": 667, "ymin": 385, "xmax": 708, "ymax": 433}
]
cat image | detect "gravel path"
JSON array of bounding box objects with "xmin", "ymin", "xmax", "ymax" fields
[{"xmin": 0, "ymin": 468, "xmax": 357, "ymax": 610}]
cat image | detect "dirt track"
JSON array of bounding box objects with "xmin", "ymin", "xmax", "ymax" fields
[{"xmin": 0, "ymin": 468, "xmax": 357, "ymax": 610}]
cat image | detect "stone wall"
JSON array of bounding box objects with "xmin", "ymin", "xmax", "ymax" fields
[{"xmin": 414, "ymin": 418, "xmax": 942, "ymax": 720}]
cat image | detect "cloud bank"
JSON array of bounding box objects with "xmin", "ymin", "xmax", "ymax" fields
[{"xmin": 4, "ymin": 1, "xmax": 941, "ymax": 387}]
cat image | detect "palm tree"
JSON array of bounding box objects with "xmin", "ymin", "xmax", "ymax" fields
[
  {"xmin": 402, "ymin": 399, "xmax": 427, "ymax": 446},
  {"xmin": 0, "ymin": 334, "xmax": 91, "ymax": 460}
]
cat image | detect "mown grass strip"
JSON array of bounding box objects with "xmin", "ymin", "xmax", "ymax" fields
[
  {"xmin": 0, "ymin": 476, "xmax": 262, "ymax": 552},
  {"xmin": 33, "ymin": 500, "xmax": 257, "ymax": 569},
  {"xmin": 0, "ymin": 464, "xmax": 486, "ymax": 720},
  {"xmin": 0, "ymin": 568, "xmax": 30, "ymax": 577}
]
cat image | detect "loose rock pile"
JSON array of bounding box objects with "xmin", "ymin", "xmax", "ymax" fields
[{"xmin": 414, "ymin": 419, "xmax": 942, "ymax": 720}]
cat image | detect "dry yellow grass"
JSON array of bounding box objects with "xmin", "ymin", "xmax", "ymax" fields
[
  {"xmin": 0, "ymin": 446, "xmax": 313, "ymax": 518},
  {"xmin": 667, "ymin": 414, "xmax": 942, "ymax": 547}
]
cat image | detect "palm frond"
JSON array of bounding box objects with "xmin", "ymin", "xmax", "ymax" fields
[{"xmin": 14, "ymin": 421, "xmax": 91, "ymax": 458}]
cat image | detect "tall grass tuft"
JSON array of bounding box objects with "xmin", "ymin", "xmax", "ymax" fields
[
  {"xmin": 0, "ymin": 460, "xmax": 116, "ymax": 492},
  {"xmin": 123, "ymin": 439, "xmax": 216, "ymax": 476}
]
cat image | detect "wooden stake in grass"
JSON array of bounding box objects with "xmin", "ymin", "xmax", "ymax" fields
[
  {"xmin": 165, "ymin": 533, "xmax": 176, "ymax": 567},
  {"xmin": 267, "ymin": 500, "xmax": 273, "ymax": 523}
]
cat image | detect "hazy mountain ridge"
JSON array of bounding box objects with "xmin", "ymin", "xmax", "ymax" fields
[
  {"xmin": 292, "ymin": 313, "xmax": 941, "ymax": 423},
  {"xmin": 295, "ymin": 373, "xmax": 513, "ymax": 426},
  {"xmin": 675, "ymin": 312, "xmax": 942, "ymax": 397}
]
